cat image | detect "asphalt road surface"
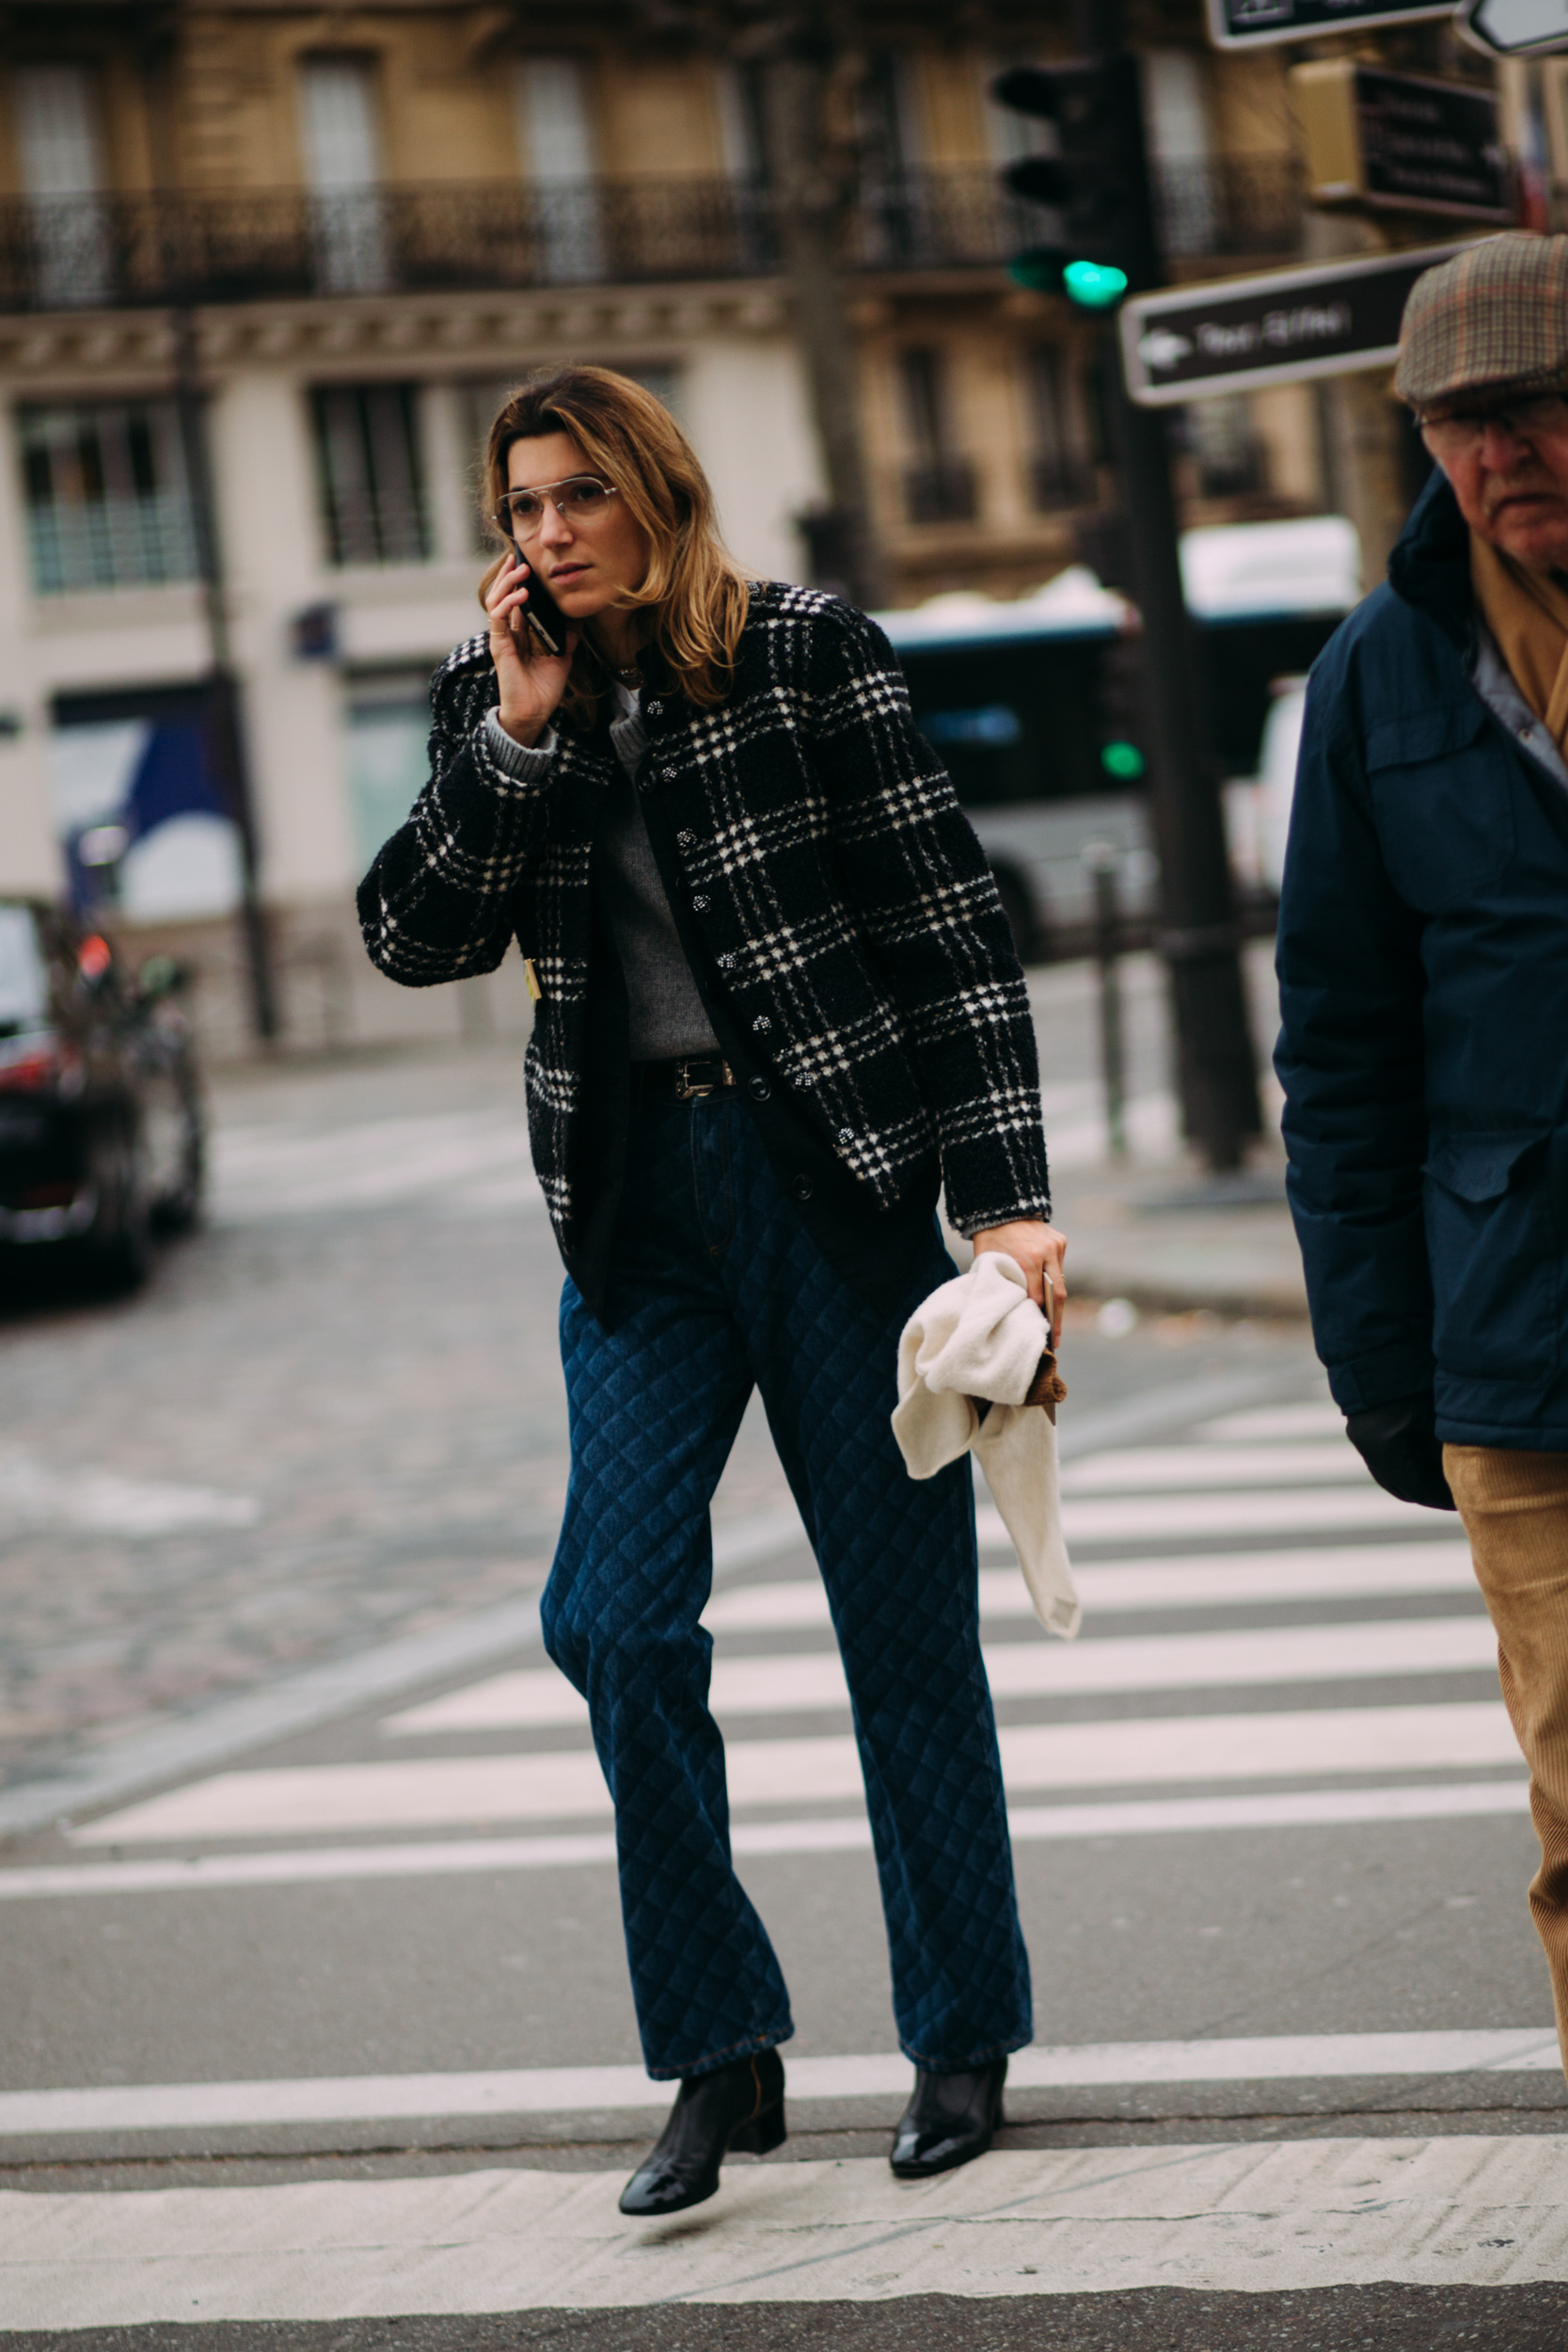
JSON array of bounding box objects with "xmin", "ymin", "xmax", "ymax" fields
[{"xmin": 0, "ymin": 1028, "xmax": 1564, "ymax": 2349}]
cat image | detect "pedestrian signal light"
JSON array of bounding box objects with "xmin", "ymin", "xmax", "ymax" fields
[{"xmin": 1100, "ymin": 739, "xmax": 1146, "ymax": 780}]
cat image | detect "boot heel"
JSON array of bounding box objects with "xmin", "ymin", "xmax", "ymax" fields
[{"xmin": 730, "ymin": 2100, "xmax": 786, "ymax": 2154}]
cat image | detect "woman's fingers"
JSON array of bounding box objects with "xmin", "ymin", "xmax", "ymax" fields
[{"xmin": 486, "ymin": 555, "xmax": 534, "ymax": 638}]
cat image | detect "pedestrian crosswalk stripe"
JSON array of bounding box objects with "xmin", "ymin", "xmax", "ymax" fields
[
  {"xmin": 0, "ymin": 1779, "xmax": 1531, "ymax": 1900},
  {"xmin": 1060, "ymin": 1440, "xmax": 1364, "ymax": 1492},
  {"xmin": 386, "ymin": 1614, "xmax": 1497, "ymax": 1736},
  {"xmin": 1054, "ymin": 1486, "xmax": 1437, "ymax": 1543},
  {"xmin": 73, "ymin": 1700, "xmax": 1524, "ymax": 1843},
  {"xmin": 212, "ymin": 1113, "xmax": 541, "ymax": 1222},
  {"xmin": 1199, "ymin": 1401, "xmax": 1346, "ymax": 1439},
  {"xmin": 0, "ymin": 2028, "xmax": 1557, "ymax": 2143},
  {"xmin": 9, "ymin": 2136, "xmax": 1568, "ymax": 2325},
  {"xmin": 10, "ymin": 2134, "xmax": 1568, "ymax": 2325},
  {"xmin": 708, "ymin": 1542, "xmax": 1478, "ymax": 1631}
]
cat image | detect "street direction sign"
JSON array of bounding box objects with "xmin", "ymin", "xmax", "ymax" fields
[
  {"xmin": 1460, "ymin": 0, "xmax": 1568, "ymax": 53},
  {"xmin": 1207, "ymin": 0, "xmax": 1450, "ymax": 51},
  {"xmin": 1291, "ymin": 62, "xmax": 1513, "ymax": 221},
  {"xmin": 1119, "ymin": 240, "xmax": 1470, "ymax": 405}
]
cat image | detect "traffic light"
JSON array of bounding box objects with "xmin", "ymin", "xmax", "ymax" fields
[
  {"xmin": 991, "ymin": 58, "xmax": 1161, "ymax": 310},
  {"xmin": 1095, "ymin": 631, "xmax": 1148, "ymax": 784}
]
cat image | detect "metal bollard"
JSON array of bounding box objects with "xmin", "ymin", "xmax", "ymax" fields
[{"xmin": 1083, "ymin": 840, "xmax": 1127, "ymax": 1162}]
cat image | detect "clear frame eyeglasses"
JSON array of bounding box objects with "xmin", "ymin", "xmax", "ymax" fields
[
  {"xmin": 492, "ymin": 475, "xmax": 620, "ymax": 540},
  {"xmin": 1419, "ymin": 393, "xmax": 1568, "ymax": 459}
]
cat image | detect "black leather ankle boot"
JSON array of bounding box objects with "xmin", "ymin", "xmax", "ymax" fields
[
  {"xmin": 889, "ymin": 2058, "xmax": 1006, "ymax": 2179},
  {"xmin": 619, "ymin": 2046, "xmax": 786, "ymax": 2217}
]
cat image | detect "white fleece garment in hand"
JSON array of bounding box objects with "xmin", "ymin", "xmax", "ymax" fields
[{"xmin": 891, "ymin": 1251, "xmax": 1079, "ymax": 1640}]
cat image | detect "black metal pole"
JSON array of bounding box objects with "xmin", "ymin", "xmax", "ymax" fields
[
  {"xmin": 1084, "ymin": 840, "xmax": 1127, "ymax": 1160},
  {"xmin": 1073, "ymin": 0, "xmax": 1261, "ymax": 1171},
  {"xmin": 140, "ymin": 18, "xmax": 277, "ymax": 1044},
  {"xmin": 1102, "ymin": 350, "xmax": 1259, "ymax": 1167},
  {"xmin": 169, "ymin": 307, "xmax": 277, "ymax": 1045}
]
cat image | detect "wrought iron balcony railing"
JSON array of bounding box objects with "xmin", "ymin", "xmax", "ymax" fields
[
  {"xmin": 1153, "ymin": 157, "xmax": 1306, "ymax": 262},
  {"xmin": 0, "ymin": 163, "xmax": 1304, "ymax": 316}
]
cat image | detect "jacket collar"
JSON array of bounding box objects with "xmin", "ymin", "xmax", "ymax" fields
[{"xmin": 1386, "ymin": 468, "xmax": 1472, "ymax": 646}]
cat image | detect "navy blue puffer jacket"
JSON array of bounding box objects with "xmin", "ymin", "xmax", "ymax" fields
[{"xmin": 1276, "ymin": 469, "xmax": 1568, "ymax": 1450}]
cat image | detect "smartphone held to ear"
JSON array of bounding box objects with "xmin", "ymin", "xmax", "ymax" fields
[{"xmin": 509, "ymin": 545, "xmax": 570, "ymax": 658}]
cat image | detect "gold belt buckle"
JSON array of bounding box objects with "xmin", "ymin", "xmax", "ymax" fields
[{"xmin": 675, "ymin": 1057, "xmax": 731, "ymax": 1103}]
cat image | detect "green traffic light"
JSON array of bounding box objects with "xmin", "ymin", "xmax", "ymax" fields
[
  {"xmin": 1063, "ymin": 259, "xmax": 1129, "ymax": 309},
  {"xmin": 1100, "ymin": 740, "xmax": 1145, "ymax": 781}
]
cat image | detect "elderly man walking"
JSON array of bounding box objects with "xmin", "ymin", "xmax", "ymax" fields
[{"xmin": 1277, "ymin": 232, "xmax": 1568, "ymax": 2070}]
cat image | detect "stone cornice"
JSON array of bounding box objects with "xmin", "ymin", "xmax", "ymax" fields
[{"xmin": 0, "ymin": 283, "xmax": 795, "ymax": 389}]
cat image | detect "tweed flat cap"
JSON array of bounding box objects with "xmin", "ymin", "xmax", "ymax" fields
[{"xmin": 1395, "ymin": 233, "xmax": 1568, "ymax": 411}]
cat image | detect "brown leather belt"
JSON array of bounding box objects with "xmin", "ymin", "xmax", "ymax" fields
[{"xmin": 634, "ymin": 1056, "xmax": 736, "ymax": 1104}]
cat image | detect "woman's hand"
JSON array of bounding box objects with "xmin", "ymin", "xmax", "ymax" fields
[
  {"xmin": 486, "ymin": 552, "xmax": 578, "ymax": 747},
  {"xmin": 973, "ymin": 1218, "xmax": 1068, "ymax": 1342}
]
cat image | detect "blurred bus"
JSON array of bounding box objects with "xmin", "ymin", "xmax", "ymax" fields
[{"xmin": 875, "ymin": 516, "xmax": 1359, "ymax": 961}]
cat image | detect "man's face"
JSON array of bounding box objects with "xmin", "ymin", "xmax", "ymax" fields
[{"xmin": 1424, "ymin": 391, "xmax": 1568, "ymax": 574}]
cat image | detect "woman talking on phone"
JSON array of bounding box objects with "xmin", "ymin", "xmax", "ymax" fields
[{"xmin": 359, "ymin": 367, "xmax": 1065, "ymax": 2216}]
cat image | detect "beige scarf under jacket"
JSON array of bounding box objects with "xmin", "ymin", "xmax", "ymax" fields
[{"xmin": 1471, "ymin": 532, "xmax": 1568, "ymax": 749}]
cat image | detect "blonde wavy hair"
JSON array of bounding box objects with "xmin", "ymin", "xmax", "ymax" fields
[{"xmin": 479, "ymin": 366, "xmax": 751, "ymax": 730}]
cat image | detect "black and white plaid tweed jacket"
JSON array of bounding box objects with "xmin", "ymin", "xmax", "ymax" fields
[{"xmin": 358, "ymin": 580, "xmax": 1051, "ymax": 1258}]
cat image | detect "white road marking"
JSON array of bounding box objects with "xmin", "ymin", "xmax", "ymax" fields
[
  {"xmin": 73, "ymin": 1701, "xmax": 1524, "ymax": 1842},
  {"xmin": 1060, "ymin": 1441, "xmax": 1365, "ymax": 1493},
  {"xmin": 706, "ymin": 1542, "xmax": 1479, "ymax": 1631},
  {"xmin": 212, "ymin": 1113, "xmax": 540, "ymax": 1222},
  {"xmin": 0, "ymin": 1454, "xmax": 258, "ymax": 1538},
  {"xmin": 0, "ymin": 1779, "xmax": 1533, "ymax": 1899},
  {"xmin": 10, "ymin": 2137, "xmax": 1568, "ymax": 2324},
  {"xmin": 0, "ymin": 2030, "xmax": 1557, "ymax": 2143},
  {"xmin": 1053, "ymin": 1486, "xmax": 1438, "ymax": 1544},
  {"xmin": 386, "ymin": 1615, "xmax": 1498, "ymax": 1734},
  {"xmin": 1199, "ymin": 1402, "xmax": 1346, "ymax": 1440},
  {"xmin": 1038, "ymin": 1088, "xmax": 1179, "ymax": 1168}
]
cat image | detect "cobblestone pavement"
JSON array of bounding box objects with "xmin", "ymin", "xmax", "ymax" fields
[{"xmin": 0, "ymin": 959, "xmax": 1316, "ymax": 1789}]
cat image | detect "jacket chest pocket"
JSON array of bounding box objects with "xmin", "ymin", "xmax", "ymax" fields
[
  {"xmin": 1423, "ymin": 1131, "xmax": 1560, "ymax": 1380},
  {"xmin": 1367, "ymin": 703, "xmax": 1514, "ymax": 913}
]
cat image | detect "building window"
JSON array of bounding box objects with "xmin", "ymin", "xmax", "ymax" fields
[
  {"xmin": 897, "ymin": 347, "xmax": 976, "ymax": 525},
  {"xmin": 311, "ymin": 384, "xmax": 429, "ymax": 566},
  {"xmin": 344, "ymin": 673, "xmax": 432, "ymax": 870},
  {"xmin": 1142, "ymin": 48, "xmax": 1218, "ymax": 259},
  {"xmin": 1182, "ymin": 395, "xmax": 1265, "ymax": 501},
  {"xmin": 514, "ymin": 56, "xmax": 603, "ymax": 282},
  {"xmin": 860, "ymin": 52, "xmax": 925, "ymax": 266},
  {"xmin": 13, "ymin": 62, "xmax": 111, "ymax": 308},
  {"xmin": 1023, "ymin": 344, "xmax": 1095, "ymax": 511},
  {"xmin": 18, "ymin": 399, "xmax": 198, "ymax": 596},
  {"xmin": 297, "ymin": 56, "xmax": 388, "ymax": 295}
]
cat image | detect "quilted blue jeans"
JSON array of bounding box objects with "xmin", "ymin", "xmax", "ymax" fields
[{"xmin": 541, "ymin": 1087, "xmax": 1032, "ymax": 2080}]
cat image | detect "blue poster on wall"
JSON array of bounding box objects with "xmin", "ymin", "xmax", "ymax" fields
[{"xmin": 48, "ymin": 697, "xmax": 241, "ymax": 920}]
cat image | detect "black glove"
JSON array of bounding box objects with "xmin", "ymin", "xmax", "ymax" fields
[{"xmin": 1345, "ymin": 1393, "xmax": 1456, "ymax": 1511}]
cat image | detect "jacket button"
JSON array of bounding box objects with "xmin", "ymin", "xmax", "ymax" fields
[
  {"xmin": 677, "ymin": 829, "xmax": 696, "ymax": 850},
  {"xmin": 718, "ymin": 952, "xmax": 736, "ymax": 972},
  {"xmin": 748, "ymin": 1074, "xmax": 771, "ymax": 1103},
  {"xmin": 790, "ymin": 1174, "xmax": 813, "ymax": 1202},
  {"xmin": 838, "ymin": 1126, "xmax": 853, "ymax": 1143},
  {"xmin": 691, "ymin": 894, "xmax": 710, "ymax": 913},
  {"xmin": 646, "ymin": 700, "xmax": 662, "ymax": 716},
  {"xmin": 752, "ymin": 1015, "xmax": 771, "ymax": 1034}
]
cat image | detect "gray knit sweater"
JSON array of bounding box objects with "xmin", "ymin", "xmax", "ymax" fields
[{"xmin": 483, "ymin": 688, "xmax": 718, "ymax": 1059}]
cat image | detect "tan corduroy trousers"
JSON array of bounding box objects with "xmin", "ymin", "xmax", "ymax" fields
[{"xmin": 1445, "ymin": 1444, "xmax": 1568, "ymax": 2074}]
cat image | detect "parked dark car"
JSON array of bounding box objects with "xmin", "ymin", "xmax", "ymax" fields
[{"xmin": 0, "ymin": 898, "xmax": 205, "ymax": 1292}]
